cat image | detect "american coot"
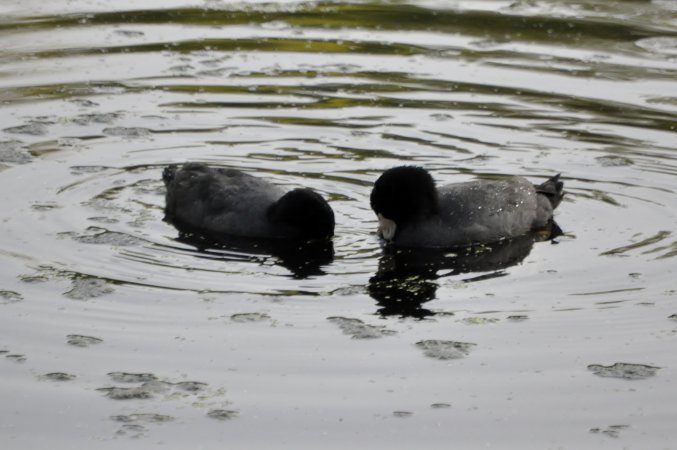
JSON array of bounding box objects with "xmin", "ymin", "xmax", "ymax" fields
[
  {"xmin": 163, "ymin": 163, "xmax": 335, "ymax": 240},
  {"xmin": 370, "ymin": 166, "xmax": 563, "ymax": 248}
]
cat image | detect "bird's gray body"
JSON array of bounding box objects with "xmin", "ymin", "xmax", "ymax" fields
[
  {"xmin": 394, "ymin": 177, "xmax": 553, "ymax": 247},
  {"xmin": 164, "ymin": 163, "xmax": 285, "ymax": 238}
]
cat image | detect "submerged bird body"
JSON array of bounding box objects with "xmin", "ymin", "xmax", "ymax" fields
[
  {"xmin": 163, "ymin": 163, "xmax": 335, "ymax": 240},
  {"xmin": 370, "ymin": 166, "xmax": 563, "ymax": 248}
]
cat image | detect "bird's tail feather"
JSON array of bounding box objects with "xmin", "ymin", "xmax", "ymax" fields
[{"xmin": 536, "ymin": 174, "xmax": 564, "ymax": 209}]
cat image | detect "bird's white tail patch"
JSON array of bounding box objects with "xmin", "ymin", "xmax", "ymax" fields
[{"xmin": 377, "ymin": 214, "xmax": 397, "ymax": 241}]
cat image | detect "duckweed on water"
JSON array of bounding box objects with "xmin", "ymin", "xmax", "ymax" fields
[
  {"xmin": 100, "ymin": 375, "xmax": 217, "ymax": 402},
  {"xmin": 462, "ymin": 316, "xmax": 499, "ymax": 325},
  {"xmin": 230, "ymin": 312, "xmax": 271, "ymax": 323},
  {"xmin": 6, "ymin": 354, "xmax": 27, "ymax": 363},
  {"xmin": 98, "ymin": 381, "xmax": 172, "ymax": 400},
  {"xmin": 430, "ymin": 403, "xmax": 452, "ymax": 409},
  {"xmin": 0, "ymin": 141, "xmax": 32, "ymax": 164},
  {"xmin": 3, "ymin": 123, "xmax": 49, "ymax": 136},
  {"xmin": 111, "ymin": 413, "xmax": 174, "ymax": 424},
  {"xmin": 108, "ymin": 372, "xmax": 158, "ymax": 383},
  {"xmin": 507, "ymin": 315, "xmax": 529, "ymax": 321},
  {"xmin": 587, "ymin": 362, "xmax": 661, "ymax": 380},
  {"xmin": 207, "ymin": 409, "xmax": 239, "ymax": 421},
  {"xmin": 63, "ymin": 277, "xmax": 114, "ymax": 300},
  {"xmin": 102, "ymin": 126, "xmax": 153, "ymax": 138},
  {"xmin": 0, "ymin": 290, "xmax": 23, "ymax": 304},
  {"xmin": 595, "ymin": 155, "xmax": 634, "ymax": 167},
  {"xmin": 415, "ymin": 340, "xmax": 476, "ymax": 360},
  {"xmin": 327, "ymin": 316, "xmax": 396, "ymax": 339},
  {"xmin": 110, "ymin": 415, "xmax": 173, "ymax": 440},
  {"xmin": 115, "ymin": 423, "xmax": 147, "ymax": 438},
  {"xmin": 71, "ymin": 112, "xmax": 122, "ymax": 126},
  {"xmin": 71, "ymin": 228, "xmax": 147, "ymax": 246},
  {"xmin": 66, "ymin": 335, "xmax": 104, "ymax": 347},
  {"xmin": 590, "ymin": 424, "xmax": 629, "ymax": 438},
  {"xmin": 40, "ymin": 372, "xmax": 77, "ymax": 381},
  {"xmin": 175, "ymin": 381, "xmax": 208, "ymax": 393}
]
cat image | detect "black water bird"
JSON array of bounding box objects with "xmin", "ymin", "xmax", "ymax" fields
[
  {"xmin": 370, "ymin": 166, "xmax": 563, "ymax": 248},
  {"xmin": 163, "ymin": 163, "xmax": 335, "ymax": 240}
]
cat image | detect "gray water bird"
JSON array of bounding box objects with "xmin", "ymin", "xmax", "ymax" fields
[
  {"xmin": 163, "ymin": 163, "xmax": 335, "ymax": 240},
  {"xmin": 370, "ymin": 166, "xmax": 563, "ymax": 247}
]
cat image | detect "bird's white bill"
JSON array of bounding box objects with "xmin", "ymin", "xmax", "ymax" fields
[{"xmin": 377, "ymin": 214, "xmax": 397, "ymax": 241}]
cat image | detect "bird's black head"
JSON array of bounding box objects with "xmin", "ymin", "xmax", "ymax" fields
[
  {"xmin": 268, "ymin": 188, "xmax": 335, "ymax": 240},
  {"xmin": 370, "ymin": 166, "xmax": 438, "ymax": 237}
]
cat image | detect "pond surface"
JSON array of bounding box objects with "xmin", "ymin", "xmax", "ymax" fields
[{"xmin": 1, "ymin": 0, "xmax": 676, "ymax": 448}]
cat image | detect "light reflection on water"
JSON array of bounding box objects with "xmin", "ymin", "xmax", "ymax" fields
[{"xmin": 1, "ymin": 0, "xmax": 676, "ymax": 448}]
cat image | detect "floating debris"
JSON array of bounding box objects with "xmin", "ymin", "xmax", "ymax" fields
[
  {"xmin": 590, "ymin": 424, "xmax": 629, "ymax": 438},
  {"xmin": 71, "ymin": 112, "xmax": 121, "ymax": 126},
  {"xmin": 19, "ymin": 272, "xmax": 50, "ymax": 283},
  {"xmin": 507, "ymin": 315, "xmax": 529, "ymax": 321},
  {"xmin": 22, "ymin": 266, "xmax": 110, "ymax": 289},
  {"xmin": 63, "ymin": 277, "xmax": 114, "ymax": 300},
  {"xmin": 430, "ymin": 113, "xmax": 454, "ymax": 121},
  {"xmin": 67, "ymin": 335, "xmax": 104, "ymax": 347},
  {"xmin": 415, "ymin": 340, "xmax": 476, "ymax": 360},
  {"xmin": 175, "ymin": 381, "xmax": 208, "ymax": 393},
  {"xmin": 230, "ymin": 312, "xmax": 271, "ymax": 323},
  {"xmin": 71, "ymin": 228, "xmax": 146, "ymax": 246},
  {"xmin": 327, "ymin": 316, "xmax": 396, "ymax": 339},
  {"xmin": 108, "ymin": 372, "xmax": 158, "ymax": 383},
  {"xmin": 645, "ymin": 240, "xmax": 677, "ymax": 260},
  {"xmin": 115, "ymin": 423, "xmax": 146, "ymax": 438},
  {"xmin": 98, "ymin": 380, "xmax": 172, "ymax": 400},
  {"xmin": 82, "ymin": 197, "xmax": 131, "ymax": 214},
  {"xmin": 103, "ymin": 126, "xmax": 152, "ymax": 138},
  {"xmin": 70, "ymin": 99, "xmax": 99, "ymax": 108},
  {"xmin": 114, "ymin": 29, "xmax": 146, "ymax": 38},
  {"xmin": 595, "ymin": 155, "xmax": 633, "ymax": 167},
  {"xmin": 99, "ymin": 375, "xmax": 221, "ymax": 410},
  {"xmin": 6, "ymin": 354, "xmax": 27, "ymax": 363},
  {"xmin": 589, "ymin": 190, "xmax": 622, "ymax": 207},
  {"xmin": 70, "ymin": 165, "xmax": 110, "ymax": 175},
  {"xmin": 462, "ymin": 316, "xmax": 499, "ymax": 325},
  {"xmin": 31, "ymin": 202, "xmax": 61, "ymax": 211},
  {"xmin": 40, "ymin": 372, "xmax": 76, "ymax": 381},
  {"xmin": 0, "ymin": 140, "xmax": 32, "ymax": 164},
  {"xmin": 3, "ymin": 123, "xmax": 48, "ymax": 136},
  {"xmin": 131, "ymin": 178, "xmax": 164, "ymax": 195},
  {"xmin": 207, "ymin": 409, "xmax": 239, "ymax": 421},
  {"xmin": 99, "ymin": 386, "xmax": 155, "ymax": 400},
  {"xmin": 601, "ymin": 231, "xmax": 671, "ymax": 256},
  {"xmin": 111, "ymin": 413, "xmax": 173, "ymax": 424},
  {"xmin": 88, "ymin": 216, "xmax": 119, "ymax": 224},
  {"xmin": 430, "ymin": 403, "xmax": 452, "ymax": 409},
  {"xmin": 0, "ymin": 290, "xmax": 23, "ymax": 304},
  {"xmin": 587, "ymin": 362, "xmax": 660, "ymax": 380}
]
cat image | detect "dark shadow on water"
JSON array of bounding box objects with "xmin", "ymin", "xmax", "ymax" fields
[
  {"xmin": 369, "ymin": 223, "xmax": 562, "ymax": 318},
  {"xmin": 166, "ymin": 220, "xmax": 334, "ymax": 279}
]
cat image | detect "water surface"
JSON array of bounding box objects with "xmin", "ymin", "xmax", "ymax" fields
[{"xmin": 1, "ymin": 1, "xmax": 676, "ymax": 448}]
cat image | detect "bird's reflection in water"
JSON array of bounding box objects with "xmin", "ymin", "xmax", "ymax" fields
[
  {"xmin": 168, "ymin": 222, "xmax": 334, "ymax": 279},
  {"xmin": 369, "ymin": 224, "xmax": 562, "ymax": 318}
]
